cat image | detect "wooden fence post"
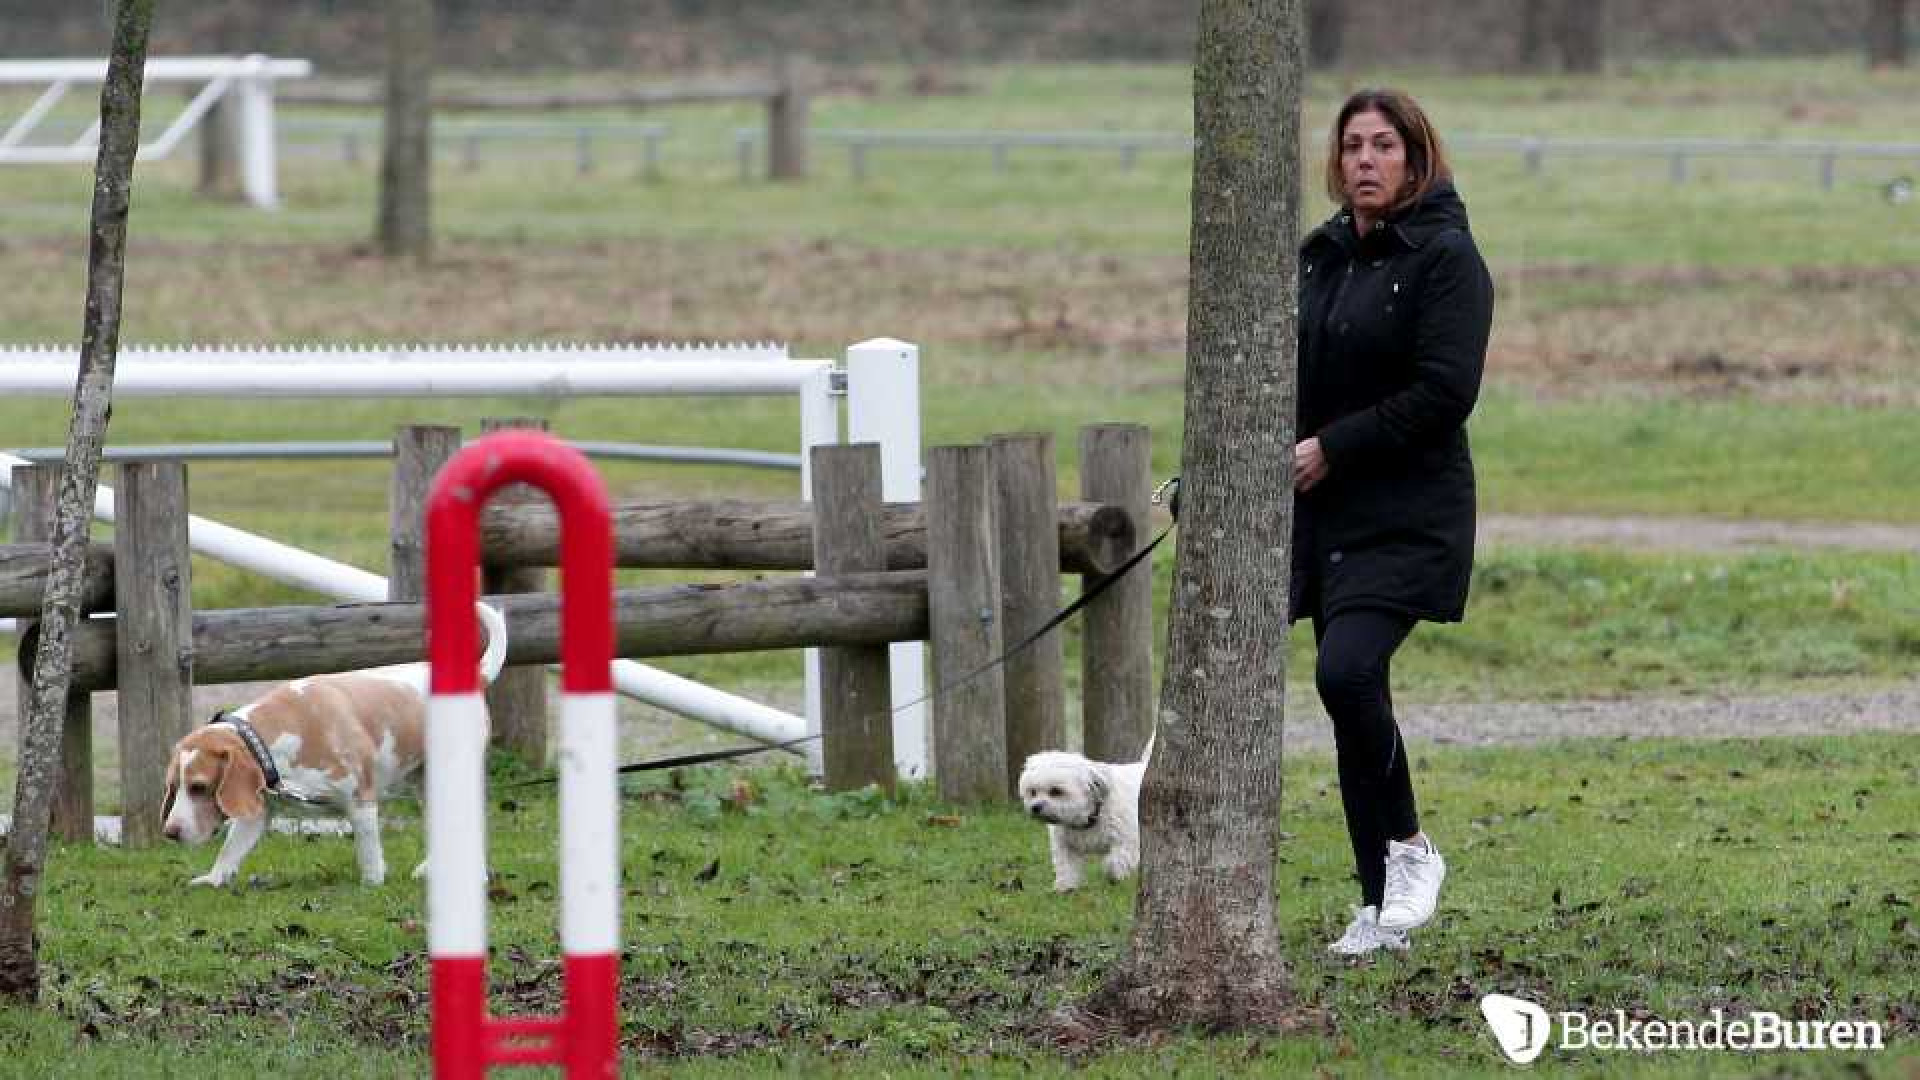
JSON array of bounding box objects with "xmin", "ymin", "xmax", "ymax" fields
[
  {"xmin": 481, "ymin": 417, "xmax": 551, "ymax": 764},
  {"xmin": 1078, "ymin": 423, "xmax": 1154, "ymax": 762},
  {"xmin": 113, "ymin": 461, "xmax": 193, "ymax": 849},
  {"xmin": 10, "ymin": 465, "xmax": 94, "ymax": 843},
  {"xmin": 768, "ymin": 53, "xmax": 811, "ymax": 181},
  {"xmin": 988, "ymin": 433, "xmax": 1065, "ymax": 791},
  {"xmin": 390, "ymin": 426, "xmax": 462, "ymax": 602},
  {"xmin": 925, "ymin": 444, "xmax": 1006, "ymax": 803},
  {"xmin": 810, "ymin": 444, "xmax": 893, "ymax": 792}
]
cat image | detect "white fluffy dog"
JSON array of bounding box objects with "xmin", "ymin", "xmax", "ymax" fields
[{"xmin": 1017, "ymin": 737, "xmax": 1153, "ymax": 892}]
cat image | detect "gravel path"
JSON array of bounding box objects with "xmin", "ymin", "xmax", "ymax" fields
[{"xmin": 1481, "ymin": 513, "xmax": 1920, "ymax": 553}]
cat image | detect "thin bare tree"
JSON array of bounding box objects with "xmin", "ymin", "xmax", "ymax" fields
[
  {"xmin": 1082, "ymin": 0, "xmax": 1303, "ymax": 1031},
  {"xmin": 377, "ymin": 0, "xmax": 434, "ymax": 257},
  {"xmin": 1557, "ymin": 0, "xmax": 1606, "ymax": 73},
  {"xmin": 0, "ymin": 0, "xmax": 156, "ymax": 1004},
  {"xmin": 1867, "ymin": 0, "xmax": 1909, "ymax": 68}
]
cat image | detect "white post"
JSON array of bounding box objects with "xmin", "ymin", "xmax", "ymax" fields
[
  {"xmin": 235, "ymin": 55, "xmax": 280, "ymax": 209},
  {"xmin": 797, "ymin": 366, "xmax": 840, "ymax": 774},
  {"xmin": 844, "ymin": 338, "xmax": 926, "ymax": 779}
]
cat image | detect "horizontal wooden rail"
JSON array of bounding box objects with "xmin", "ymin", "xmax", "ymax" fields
[
  {"xmin": 0, "ymin": 543, "xmax": 116, "ymax": 616},
  {"xmin": 479, "ymin": 499, "xmax": 1136, "ymax": 575},
  {"xmin": 41, "ymin": 571, "xmax": 929, "ymax": 693}
]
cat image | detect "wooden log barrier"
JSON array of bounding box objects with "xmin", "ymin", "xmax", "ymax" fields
[
  {"xmin": 925, "ymin": 444, "xmax": 1007, "ymax": 804},
  {"xmin": 1080, "ymin": 423, "xmax": 1156, "ymax": 762},
  {"xmin": 8, "ymin": 466, "xmax": 102, "ymax": 842},
  {"xmin": 0, "ymin": 543, "xmax": 116, "ymax": 618},
  {"xmin": 810, "ymin": 443, "xmax": 894, "ymax": 792},
  {"xmin": 478, "ymin": 498, "xmax": 1135, "ymax": 574},
  {"xmin": 42, "ymin": 572, "xmax": 930, "ymax": 695},
  {"xmin": 112, "ymin": 461, "xmax": 194, "ymax": 848},
  {"xmin": 480, "ymin": 417, "xmax": 552, "ymax": 765}
]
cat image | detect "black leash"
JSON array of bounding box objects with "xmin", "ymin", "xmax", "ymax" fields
[{"xmin": 505, "ymin": 506, "xmax": 1179, "ymax": 788}]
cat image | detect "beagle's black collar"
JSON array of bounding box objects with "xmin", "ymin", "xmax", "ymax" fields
[{"xmin": 208, "ymin": 710, "xmax": 281, "ymax": 791}]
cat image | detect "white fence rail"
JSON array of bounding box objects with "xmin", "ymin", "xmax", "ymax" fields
[{"xmin": 0, "ymin": 55, "xmax": 311, "ymax": 207}]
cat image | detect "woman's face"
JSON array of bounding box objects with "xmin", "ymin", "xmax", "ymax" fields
[{"xmin": 1340, "ymin": 108, "xmax": 1409, "ymax": 220}]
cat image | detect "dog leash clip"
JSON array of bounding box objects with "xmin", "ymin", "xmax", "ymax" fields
[{"xmin": 1151, "ymin": 475, "xmax": 1180, "ymax": 506}]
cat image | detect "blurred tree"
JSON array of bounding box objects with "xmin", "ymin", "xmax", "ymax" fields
[
  {"xmin": 1307, "ymin": 0, "xmax": 1344, "ymax": 68},
  {"xmin": 1867, "ymin": 0, "xmax": 1909, "ymax": 67},
  {"xmin": 377, "ymin": 0, "xmax": 434, "ymax": 257},
  {"xmin": 1519, "ymin": 0, "xmax": 1552, "ymax": 69},
  {"xmin": 1558, "ymin": 0, "xmax": 1605, "ymax": 72},
  {"xmin": 1080, "ymin": 0, "xmax": 1302, "ymax": 1034},
  {"xmin": 0, "ymin": 0, "xmax": 153, "ymax": 1004}
]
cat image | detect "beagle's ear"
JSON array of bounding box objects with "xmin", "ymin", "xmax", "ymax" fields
[
  {"xmin": 161, "ymin": 756, "xmax": 180, "ymax": 824},
  {"xmin": 214, "ymin": 748, "xmax": 267, "ymax": 821}
]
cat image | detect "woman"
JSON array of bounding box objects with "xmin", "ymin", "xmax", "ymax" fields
[{"xmin": 1296, "ymin": 89, "xmax": 1493, "ymax": 957}]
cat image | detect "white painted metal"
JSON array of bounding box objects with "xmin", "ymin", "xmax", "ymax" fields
[
  {"xmin": 608, "ymin": 665, "xmax": 805, "ymax": 744},
  {"xmin": 0, "ymin": 81, "xmax": 70, "ymax": 151},
  {"xmin": 558, "ymin": 693, "xmax": 619, "ymax": 954},
  {"xmin": 797, "ymin": 364, "xmax": 840, "ymax": 774},
  {"xmin": 845, "ymin": 338, "xmax": 928, "ymax": 779},
  {"xmin": 0, "ymin": 55, "xmax": 312, "ymax": 208},
  {"xmin": 0, "ymin": 354, "xmax": 826, "ymax": 398},
  {"xmin": 427, "ymin": 693, "xmax": 490, "ymax": 955},
  {"xmin": 0, "ymin": 57, "xmax": 312, "ymax": 82}
]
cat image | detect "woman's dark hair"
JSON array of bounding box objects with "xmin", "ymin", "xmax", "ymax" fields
[{"xmin": 1323, "ymin": 88, "xmax": 1452, "ymax": 213}]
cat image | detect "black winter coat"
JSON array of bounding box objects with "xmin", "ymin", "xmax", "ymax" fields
[{"xmin": 1292, "ymin": 180, "xmax": 1494, "ymax": 624}]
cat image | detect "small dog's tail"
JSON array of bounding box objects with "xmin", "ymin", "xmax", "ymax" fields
[
  {"xmin": 1140, "ymin": 728, "xmax": 1156, "ymax": 764},
  {"xmin": 475, "ymin": 602, "xmax": 510, "ymax": 685}
]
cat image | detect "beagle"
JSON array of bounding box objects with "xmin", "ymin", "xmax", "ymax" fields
[{"xmin": 161, "ymin": 603, "xmax": 509, "ymax": 887}]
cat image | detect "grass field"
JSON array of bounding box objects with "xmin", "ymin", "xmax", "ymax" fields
[
  {"xmin": 1, "ymin": 736, "xmax": 1916, "ymax": 1078},
  {"xmin": 0, "ymin": 54, "xmax": 1916, "ymax": 1076}
]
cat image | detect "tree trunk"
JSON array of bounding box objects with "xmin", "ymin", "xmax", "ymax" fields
[
  {"xmin": 1867, "ymin": 0, "xmax": 1909, "ymax": 68},
  {"xmin": 1557, "ymin": 0, "xmax": 1606, "ymax": 73},
  {"xmin": 0, "ymin": 0, "xmax": 154, "ymax": 1005},
  {"xmin": 1519, "ymin": 0, "xmax": 1553, "ymax": 70},
  {"xmin": 1305, "ymin": 0, "xmax": 1344, "ymax": 69},
  {"xmin": 377, "ymin": 0, "xmax": 434, "ymax": 257},
  {"xmin": 1082, "ymin": 0, "xmax": 1302, "ymax": 1032}
]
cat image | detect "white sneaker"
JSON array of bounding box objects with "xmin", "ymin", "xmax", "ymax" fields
[
  {"xmin": 1326, "ymin": 905, "xmax": 1409, "ymax": 956},
  {"xmin": 1378, "ymin": 837, "xmax": 1446, "ymax": 931}
]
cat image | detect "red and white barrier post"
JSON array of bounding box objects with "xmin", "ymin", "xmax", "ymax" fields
[{"xmin": 425, "ymin": 430, "xmax": 618, "ymax": 1078}]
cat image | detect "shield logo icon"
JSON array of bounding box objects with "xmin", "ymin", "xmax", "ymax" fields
[{"xmin": 1480, "ymin": 993, "xmax": 1552, "ymax": 1064}]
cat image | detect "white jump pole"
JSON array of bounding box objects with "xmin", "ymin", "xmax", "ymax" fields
[{"xmin": 845, "ymin": 338, "xmax": 927, "ymax": 779}]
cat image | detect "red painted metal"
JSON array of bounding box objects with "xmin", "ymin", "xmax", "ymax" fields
[{"xmin": 425, "ymin": 429, "xmax": 618, "ymax": 1078}]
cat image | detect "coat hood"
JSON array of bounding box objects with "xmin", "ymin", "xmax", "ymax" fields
[{"xmin": 1304, "ymin": 178, "xmax": 1471, "ymax": 254}]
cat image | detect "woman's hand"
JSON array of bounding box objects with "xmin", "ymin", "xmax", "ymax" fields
[{"xmin": 1294, "ymin": 436, "xmax": 1329, "ymax": 492}]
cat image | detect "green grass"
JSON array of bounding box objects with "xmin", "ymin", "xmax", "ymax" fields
[{"xmin": 1, "ymin": 736, "xmax": 1915, "ymax": 1077}]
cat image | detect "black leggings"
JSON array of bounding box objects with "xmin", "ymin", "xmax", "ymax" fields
[{"xmin": 1313, "ymin": 608, "xmax": 1420, "ymax": 908}]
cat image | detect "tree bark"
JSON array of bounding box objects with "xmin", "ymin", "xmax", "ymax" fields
[
  {"xmin": 1305, "ymin": 0, "xmax": 1344, "ymax": 69},
  {"xmin": 0, "ymin": 0, "xmax": 154, "ymax": 1004},
  {"xmin": 1082, "ymin": 0, "xmax": 1302, "ymax": 1032},
  {"xmin": 1867, "ymin": 0, "xmax": 1909, "ymax": 68},
  {"xmin": 1557, "ymin": 0, "xmax": 1606, "ymax": 73},
  {"xmin": 1519, "ymin": 0, "xmax": 1553, "ymax": 70},
  {"xmin": 376, "ymin": 0, "xmax": 434, "ymax": 257}
]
